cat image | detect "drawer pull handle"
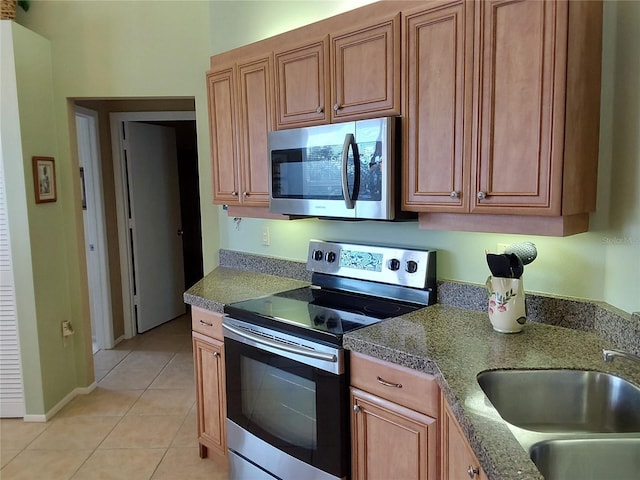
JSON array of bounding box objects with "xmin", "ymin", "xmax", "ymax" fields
[
  {"xmin": 376, "ymin": 376, "xmax": 402, "ymax": 388},
  {"xmin": 199, "ymin": 320, "xmax": 213, "ymax": 327},
  {"xmin": 467, "ymin": 466, "xmax": 480, "ymax": 478}
]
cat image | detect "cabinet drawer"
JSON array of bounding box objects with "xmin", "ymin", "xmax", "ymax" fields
[
  {"xmin": 350, "ymin": 352, "xmax": 438, "ymax": 417},
  {"xmin": 191, "ymin": 307, "xmax": 224, "ymax": 340}
]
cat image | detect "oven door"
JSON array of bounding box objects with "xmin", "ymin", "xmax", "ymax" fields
[{"xmin": 223, "ymin": 318, "xmax": 349, "ymax": 480}]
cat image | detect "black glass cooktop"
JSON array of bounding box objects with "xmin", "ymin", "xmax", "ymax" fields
[{"xmin": 223, "ymin": 286, "xmax": 422, "ymax": 345}]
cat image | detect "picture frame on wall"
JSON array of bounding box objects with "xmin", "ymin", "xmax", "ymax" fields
[{"xmin": 32, "ymin": 156, "xmax": 57, "ymax": 203}]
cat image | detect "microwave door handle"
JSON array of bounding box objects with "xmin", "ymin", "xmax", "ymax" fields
[{"xmin": 341, "ymin": 133, "xmax": 355, "ymax": 209}]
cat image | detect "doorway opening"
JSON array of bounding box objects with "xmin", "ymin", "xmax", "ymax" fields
[
  {"xmin": 111, "ymin": 111, "xmax": 203, "ymax": 337},
  {"xmin": 74, "ymin": 101, "xmax": 203, "ymax": 352}
]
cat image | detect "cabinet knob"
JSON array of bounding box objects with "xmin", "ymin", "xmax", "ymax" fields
[
  {"xmin": 242, "ymin": 191, "xmax": 248, "ymax": 197},
  {"xmin": 333, "ymin": 103, "xmax": 341, "ymax": 112},
  {"xmin": 467, "ymin": 466, "xmax": 480, "ymax": 478},
  {"xmin": 477, "ymin": 191, "xmax": 487, "ymax": 200},
  {"xmin": 450, "ymin": 191, "xmax": 460, "ymax": 199},
  {"xmin": 213, "ymin": 351, "xmax": 220, "ymax": 358},
  {"xmin": 353, "ymin": 404, "xmax": 361, "ymax": 413},
  {"xmin": 231, "ymin": 191, "xmax": 238, "ymax": 197},
  {"xmin": 316, "ymin": 106, "xmax": 324, "ymax": 114}
]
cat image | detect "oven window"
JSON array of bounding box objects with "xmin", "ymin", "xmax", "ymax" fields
[
  {"xmin": 225, "ymin": 337, "xmax": 348, "ymax": 478},
  {"xmin": 240, "ymin": 356, "xmax": 317, "ymax": 450}
]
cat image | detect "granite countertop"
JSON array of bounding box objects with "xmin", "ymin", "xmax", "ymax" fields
[
  {"xmin": 343, "ymin": 305, "xmax": 640, "ymax": 480},
  {"xmin": 185, "ymin": 265, "xmax": 640, "ymax": 480},
  {"xmin": 184, "ymin": 266, "xmax": 309, "ymax": 313}
]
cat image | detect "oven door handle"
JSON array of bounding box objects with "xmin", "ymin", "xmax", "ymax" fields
[{"xmin": 223, "ymin": 323, "xmax": 338, "ymax": 363}]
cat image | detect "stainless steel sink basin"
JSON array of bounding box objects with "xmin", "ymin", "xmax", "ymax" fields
[
  {"xmin": 530, "ymin": 437, "xmax": 640, "ymax": 480},
  {"xmin": 477, "ymin": 369, "xmax": 640, "ymax": 433}
]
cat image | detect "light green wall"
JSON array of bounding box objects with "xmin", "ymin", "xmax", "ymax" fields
[
  {"xmin": 12, "ymin": 0, "xmax": 214, "ymax": 415},
  {"xmin": 209, "ymin": 0, "xmax": 377, "ymax": 54},
  {"xmin": 602, "ymin": 1, "xmax": 640, "ymax": 314},
  {"xmin": 3, "ymin": 23, "xmax": 84, "ymax": 415},
  {"xmin": 17, "ymin": 0, "xmax": 218, "ymax": 273},
  {"xmin": 213, "ymin": 0, "xmax": 640, "ymax": 315}
]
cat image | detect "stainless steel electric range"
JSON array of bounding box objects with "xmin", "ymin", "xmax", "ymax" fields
[{"xmin": 222, "ymin": 240, "xmax": 437, "ymax": 480}]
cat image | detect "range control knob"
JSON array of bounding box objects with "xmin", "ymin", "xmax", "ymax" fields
[
  {"xmin": 326, "ymin": 251, "xmax": 337, "ymax": 263},
  {"xmin": 313, "ymin": 249, "xmax": 324, "ymax": 261},
  {"xmin": 388, "ymin": 258, "xmax": 401, "ymax": 271},
  {"xmin": 406, "ymin": 260, "xmax": 419, "ymax": 274}
]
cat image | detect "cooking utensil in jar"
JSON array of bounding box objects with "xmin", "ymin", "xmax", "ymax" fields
[
  {"xmin": 487, "ymin": 253, "xmax": 512, "ymax": 278},
  {"xmin": 507, "ymin": 252, "xmax": 524, "ymax": 279},
  {"xmin": 505, "ymin": 242, "xmax": 537, "ymax": 265}
]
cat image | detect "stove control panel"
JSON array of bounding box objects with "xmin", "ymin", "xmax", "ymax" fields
[{"xmin": 307, "ymin": 240, "xmax": 436, "ymax": 290}]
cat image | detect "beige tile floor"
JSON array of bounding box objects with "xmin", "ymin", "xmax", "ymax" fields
[{"xmin": 0, "ymin": 314, "xmax": 229, "ymax": 480}]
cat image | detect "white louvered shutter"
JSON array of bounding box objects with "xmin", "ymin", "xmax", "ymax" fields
[{"xmin": 0, "ymin": 155, "xmax": 25, "ymax": 418}]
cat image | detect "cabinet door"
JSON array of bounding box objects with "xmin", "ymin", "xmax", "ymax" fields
[
  {"xmin": 351, "ymin": 388, "xmax": 437, "ymax": 480},
  {"xmin": 207, "ymin": 67, "xmax": 240, "ymax": 205},
  {"xmin": 274, "ymin": 38, "xmax": 329, "ymax": 128},
  {"xmin": 237, "ymin": 56, "xmax": 273, "ymax": 206},
  {"xmin": 441, "ymin": 398, "xmax": 486, "ymax": 480},
  {"xmin": 193, "ymin": 334, "xmax": 226, "ymax": 459},
  {"xmin": 403, "ymin": 1, "xmax": 473, "ymax": 212},
  {"xmin": 331, "ymin": 14, "xmax": 401, "ymax": 122},
  {"xmin": 473, "ymin": 0, "xmax": 566, "ymax": 214}
]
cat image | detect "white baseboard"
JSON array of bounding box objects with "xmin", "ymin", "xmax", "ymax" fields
[
  {"xmin": 22, "ymin": 382, "xmax": 97, "ymax": 423},
  {"xmin": 111, "ymin": 334, "xmax": 126, "ymax": 348}
]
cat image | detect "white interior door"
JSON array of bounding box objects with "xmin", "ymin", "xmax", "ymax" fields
[
  {"xmin": 75, "ymin": 107, "xmax": 113, "ymax": 351},
  {"xmin": 125, "ymin": 122, "xmax": 185, "ymax": 333}
]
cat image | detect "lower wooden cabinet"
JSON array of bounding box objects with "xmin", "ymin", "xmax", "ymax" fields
[
  {"xmin": 351, "ymin": 388, "xmax": 437, "ymax": 480},
  {"xmin": 440, "ymin": 395, "xmax": 487, "ymax": 480},
  {"xmin": 191, "ymin": 308, "xmax": 227, "ymax": 460},
  {"xmin": 350, "ymin": 352, "xmax": 438, "ymax": 480}
]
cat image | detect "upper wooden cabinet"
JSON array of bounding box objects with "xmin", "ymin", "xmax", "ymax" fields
[
  {"xmin": 472, "ymin": 0, "xmax": 566, "ymax": 214},
  {"xmin": 330, "ymin": 14, "xmax": 401, "ymax": 122},
  {"xmin": 273, "ymin": 13, "xmax": 401, "ymax": 129},
  {"xmin": 206, "ymin": 0, "xmax": 602, "ymax": 233},
  {"xmin": 403, "ymin": 1, "xmax": 474, "ymax": 212},
  {"xmin": 207, "ymin": 55, "xmax": 273, "ymax": 206},
  {"xmin": 274, "ymin": 38, "xmax": 330, "ymax": 128},
  {"xmin": 404, "ymin": 0, "xmax": 603, "ymax": 236}
]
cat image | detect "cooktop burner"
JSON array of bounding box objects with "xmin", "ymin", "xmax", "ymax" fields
[
  {"xmin": 223, "ymin": 240, "xmax": 436, "ymax": 346},
  {"xmin": 224, "ymin": 286, "xmax": 423, "ymax": 345}
]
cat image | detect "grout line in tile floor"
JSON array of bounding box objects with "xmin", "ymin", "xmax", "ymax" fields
[{"xmin": 0, "ymin": 314, "xmax": 229, "ymax": 480}]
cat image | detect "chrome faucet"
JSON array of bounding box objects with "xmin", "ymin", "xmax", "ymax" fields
[{"xmin": 603, "ymin": 348, "xmax": 640, "ymax": 366}]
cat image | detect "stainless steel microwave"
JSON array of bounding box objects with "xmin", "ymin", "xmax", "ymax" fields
[{"xmin": 268, "ymin": 117, "xmax": 410, "ymax": 220}]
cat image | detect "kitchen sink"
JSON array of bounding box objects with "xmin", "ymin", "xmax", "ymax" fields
[
  {"xmin": 477, "ymin": 369, "xmax": 640, "ymax": 433},
  {"xmin": 530, "ymin": 437, "xmax": 640, "ymax": 480}
]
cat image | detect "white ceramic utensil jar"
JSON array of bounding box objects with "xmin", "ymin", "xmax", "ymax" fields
[{"xmin": 485, "ymin": 276, "xmax": 526, "ymax": 333}]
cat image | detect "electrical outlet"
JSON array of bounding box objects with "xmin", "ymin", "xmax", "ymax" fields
[
  {"xmin": 262, "ymin": 227, "xmax": 270, "ymax": 246},
  {"xmin": 496, "ymin": 243, "xmax": 509, "ymax": 254},
  {"xmin": 62, "ymin": 320, "xmax": 74, "ymax": 337}
]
